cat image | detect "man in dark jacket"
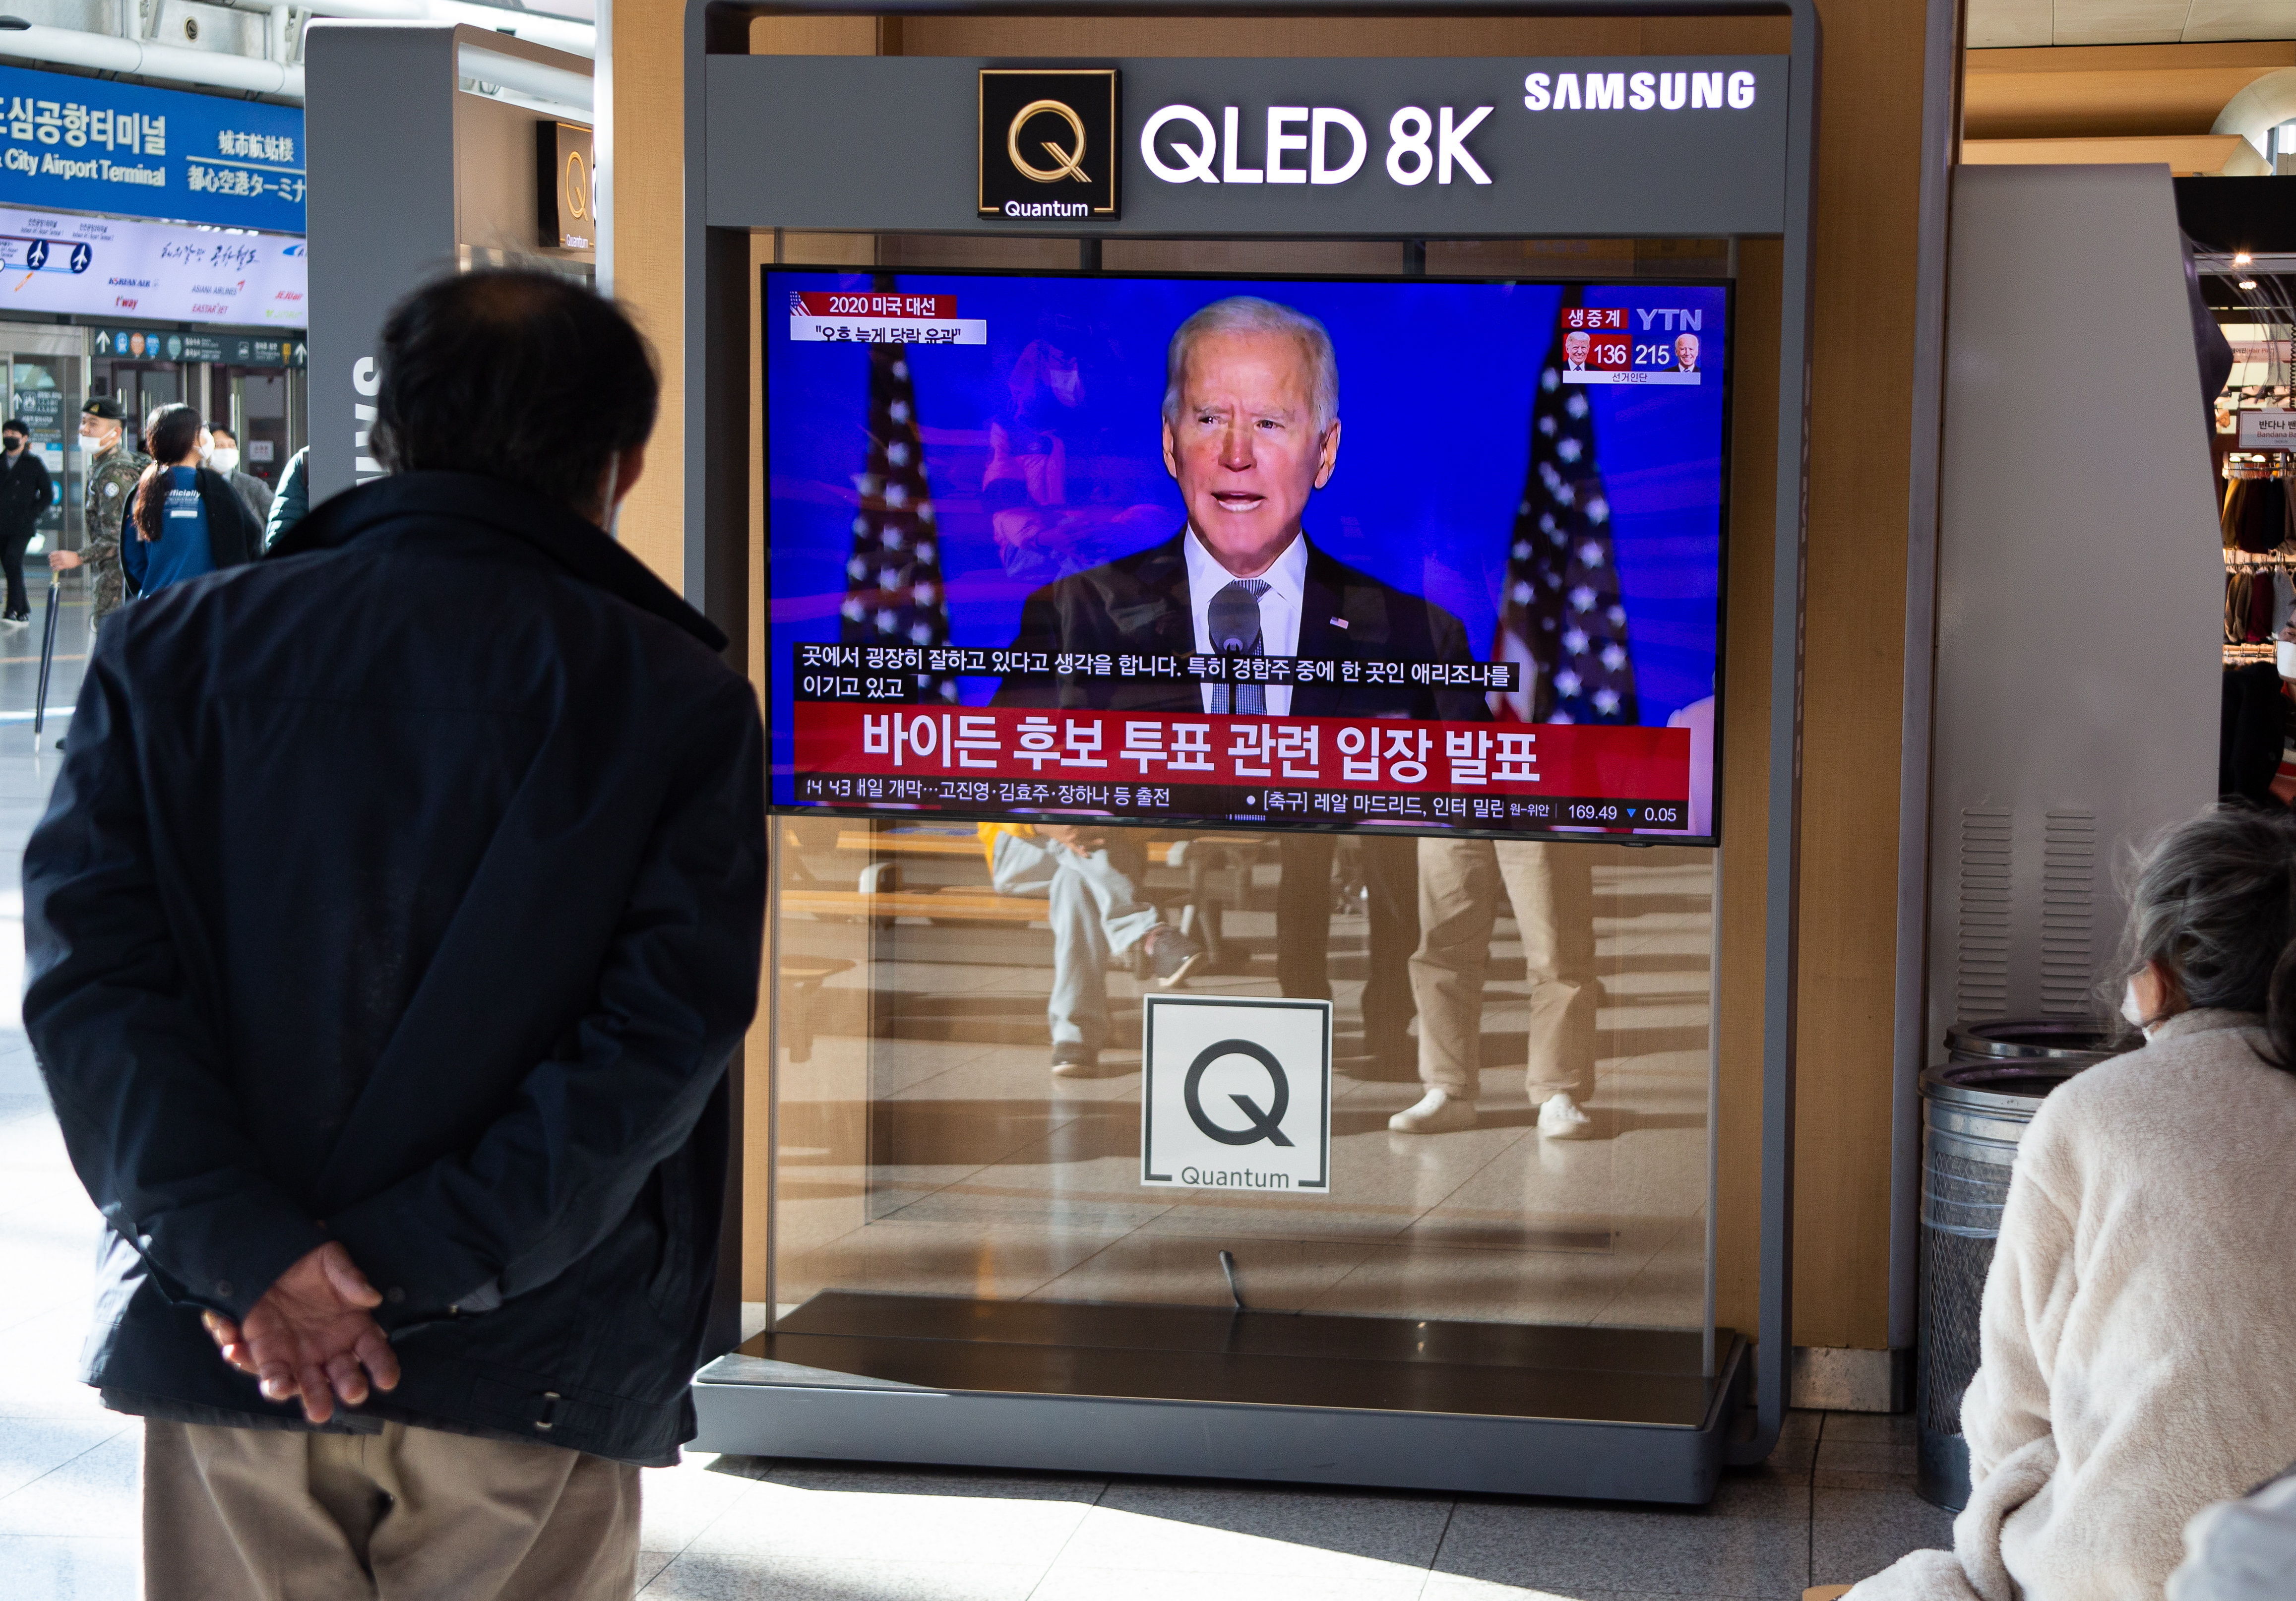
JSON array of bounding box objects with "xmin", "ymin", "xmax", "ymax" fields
[
  {"xmin": 23, "ymin": 271, "xmax": 764, "ymax": 1600},
  {"xmin": 0, "ymin": 415, "xmax": 55, "ymax": 623}
]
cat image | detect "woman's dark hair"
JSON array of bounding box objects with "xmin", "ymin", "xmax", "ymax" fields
[
  {"xmin": 133, "ymin": 403, "xmax": 203, "ymax": 543},
  {"xmin": 2119, "ymin": 805, "xmax": 2296, "ymax": 1070},
  {"xmin": 371, "ymin": 268, "xmax": 657, "ymax": 513}
]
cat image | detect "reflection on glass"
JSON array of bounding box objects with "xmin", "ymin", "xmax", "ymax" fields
[{"xmin": 768, "ymin": 817, "xmax": 1716, "ymax": 1370}]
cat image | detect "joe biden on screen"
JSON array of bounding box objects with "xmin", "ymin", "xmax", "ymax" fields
[{"xmin": 991, "ymin": 296, "xmax": 1486, "ymax": 722}]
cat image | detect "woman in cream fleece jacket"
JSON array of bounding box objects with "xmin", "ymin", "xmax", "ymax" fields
[{"xmin": 1850, "ymin": 809, "xmax": 2296, "ymax": 1601}]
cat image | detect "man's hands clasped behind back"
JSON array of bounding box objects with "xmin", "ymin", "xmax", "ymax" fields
[{"xmin": 200, "ymin": 1241, "xmax": 401, "ymax": 1424}]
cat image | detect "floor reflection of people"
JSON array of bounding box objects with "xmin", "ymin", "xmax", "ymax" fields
[
  {"xmin": 981, "ymin": 822, "xmax": 1202, "ymax": 1076},
  {"xmin": 1390, "ymin": 838, "xmax": 1599, "ymax": 1137},
  {"xmin": 1277, "ymin": 832, "xmax": 1418, "ymax": 1075}
]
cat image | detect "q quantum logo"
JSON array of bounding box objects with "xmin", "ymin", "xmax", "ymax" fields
[
  {"xmin": 1184, "ymin": 1040, "xmax": 1295, "ymax": 1149},
  {"xmin": 979, "ymin": 68, "xmax": 1120, "ymax": 221},
  {"xmin": 1141, "ymin": 994, "xmax": 1331, "ymax": 1193}
]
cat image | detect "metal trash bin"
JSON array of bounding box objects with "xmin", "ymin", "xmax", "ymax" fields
[{"xmin": 1917, "ymin": 1022, "xmax": 2126, "ymax": 1510}]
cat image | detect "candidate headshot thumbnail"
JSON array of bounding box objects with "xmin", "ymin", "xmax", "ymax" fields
[{"xmin": 992, "ymin": 295, "xmax": 1487, "ymax": 723}]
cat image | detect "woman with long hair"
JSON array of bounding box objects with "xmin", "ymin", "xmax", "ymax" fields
[
  {"xmin": 1848, "ymin": 805, "xmax": 2296, "ymax": 1600},
  {"xmin": 120, "ymin": 403, "xmax": 260, "ymax": 597}
]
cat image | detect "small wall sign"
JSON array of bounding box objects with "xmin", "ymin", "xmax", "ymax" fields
[
  {"xmin": 1141, "ymin": 994, "xmax": 1331, "ymax": 1193},
  {"xmin": 978, "ymin": 68, "xmax": 1120, "ymax": 221}
]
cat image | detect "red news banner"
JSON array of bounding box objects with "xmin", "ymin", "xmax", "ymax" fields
[{"xmin": 792, "ymin": 702, "xmax": 1692, "ymax": 831}]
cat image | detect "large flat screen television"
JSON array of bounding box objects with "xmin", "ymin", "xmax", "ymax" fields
[{"xmin": 763, "ymin": 267, "xmax": 1730, "ymax": 844}]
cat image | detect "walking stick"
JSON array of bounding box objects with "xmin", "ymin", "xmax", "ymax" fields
[{"xmin": 32, "ymin": 575, "xmax": 59, "ymax": 739}]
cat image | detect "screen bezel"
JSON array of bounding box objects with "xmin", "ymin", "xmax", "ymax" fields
[{"xmin": 760, "ymin": 261, "xmax": 1736, "ymax": 849}]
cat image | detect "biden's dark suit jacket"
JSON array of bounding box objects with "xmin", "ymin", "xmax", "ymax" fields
[{"xmin": 990, "ymin": 531, "xmax": 1490, "ymax": 722}]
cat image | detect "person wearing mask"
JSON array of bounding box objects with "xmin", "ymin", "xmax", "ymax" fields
[
  {"xmin": 204, "ymin": 423, "xmax": 275, "ymax": 527},
  {"xmin": 263, "ymin": 443, "xmax": 310, "ymax": 548},
  {"xmin": 1842, "ymin": 806, "xmax": 2296, "ymax": 1600},
  {"xmin": 0, "ymin": 416, "xmax": 55, "ymax": 624},
  {"xmin": 120, "ymin": 405, "xmax": 261, "ymax": 599},
  {"xmin": 48, "ymin": 396, "xmax": 146, "ymax": 632},
  {"xmin": 23, "ymin": 269, "xmax": 764, "ymax": 1601}
]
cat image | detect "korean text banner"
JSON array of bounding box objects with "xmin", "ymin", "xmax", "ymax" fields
[
  {"xmin": 766, "ymin": 269, "xmax": 1728, "ymax": 842},
  {"xmin": 0, "ymin": 205, "xmax": 306, "ymax": 327},
  {"xmin": 0, "ymin": 62, "xmax": 304, "ymax": 234}
]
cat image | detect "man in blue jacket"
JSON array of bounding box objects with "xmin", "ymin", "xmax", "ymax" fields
[{"xmin": 22, "ymin": 270, "xmax": 765, "ymax": 1600}]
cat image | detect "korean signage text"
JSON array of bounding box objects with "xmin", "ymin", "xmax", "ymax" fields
[{"xmin": 0, "ymin": 63, "xmax": 304, "ymax": 233}]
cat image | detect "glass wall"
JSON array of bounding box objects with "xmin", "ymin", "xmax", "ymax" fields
[
  {"xmin": 764, "ymin": 817, "xmax": 1718, "ymax": 1371},
  {"xmin": 4, "ymin": 353, "xmax": 77, "ymax": 549},
  {"xmin": 748, "ymin": 230, "xmax": 1728, "ymax": 1418}
]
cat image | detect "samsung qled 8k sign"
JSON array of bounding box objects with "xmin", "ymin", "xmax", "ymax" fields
[
  {"xmin": 970, "ymin": 62, "xmax": 1771, "ymax": 220},
  {"xmin": 764, "ymin": 268, "xmax": 1731, "ymax": 845}
]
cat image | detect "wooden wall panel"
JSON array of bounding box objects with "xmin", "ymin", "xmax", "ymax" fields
[
  {"xmin": 609, "ymin": 0, "xmax": 688, "ymax": 591},
  {"xmin": 897, "ymin": 15, "xmax": 1789, "ymax": 57},
  {"xmin": 1965, "ymin": 41, "xmax": 2296, "ymax": 141},
  {"xmin": 616, "ymin": 3, "xmax": 1930, "ymax": 1347},
  {"xmin": 1788, "ymin": 0, "xmax": 1928, "ymax": 1352}
]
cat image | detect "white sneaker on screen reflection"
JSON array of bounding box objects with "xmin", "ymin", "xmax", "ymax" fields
[
  {"xmin": 1388, "ymin": 1090, "xmax": 1477, "ymax": 1134},
  {"xmin": 1537, "ymin": 1092, "xmax": 1596, "ymax": 1139}
]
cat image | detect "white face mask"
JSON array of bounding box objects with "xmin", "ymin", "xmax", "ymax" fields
[
  {"xmin": 208, "ymin": 447, "xmax": 239, "ymax": 474},
  {"xmin": 2122, "ymin": 976, "xmax": 2157, "ymax": 1039}
]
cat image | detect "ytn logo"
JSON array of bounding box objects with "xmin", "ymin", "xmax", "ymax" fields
[{"xmin": 979, "ymin": 69, "xmax": 1121, "ymax": 221}]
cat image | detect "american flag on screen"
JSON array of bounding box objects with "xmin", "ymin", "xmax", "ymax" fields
[
  {"xmin": 840, "ymin": 311, "xmax": 957, "ymax": 703},
  {"xmin": 1491, "ymin": 295, "xmax": 1638, "ymax": 726}
]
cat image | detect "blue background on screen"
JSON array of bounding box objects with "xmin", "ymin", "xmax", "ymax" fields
[{"xmin": 765, "ymin": 270, "xmax": 1728, "ymax": 796}]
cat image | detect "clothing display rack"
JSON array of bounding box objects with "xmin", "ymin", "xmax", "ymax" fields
[{"xmin": 2224, "ymin": 550, "xmax": 2296, "ymax": 572}]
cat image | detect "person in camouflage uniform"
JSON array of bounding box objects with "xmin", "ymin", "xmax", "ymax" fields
[{"xmin": 50, "ymin": 396, "xmax": 149, "ymax": 630}]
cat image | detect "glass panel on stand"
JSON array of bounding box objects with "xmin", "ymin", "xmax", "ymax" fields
[{"xmin": 751, "ymin": 255, "xmax": 1729, "ymax": 1432}]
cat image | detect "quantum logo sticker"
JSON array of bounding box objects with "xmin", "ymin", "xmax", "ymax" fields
[
  {"xmin": 1141, "ymin": 994, "xmax": 1331, "ymax": 1192},
  {"xmin": 979, "ymin": 68, "xmax": 1119, "ymax": 221}
]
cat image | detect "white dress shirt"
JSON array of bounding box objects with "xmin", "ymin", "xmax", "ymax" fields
[{"xmin": 1182, "ymin": 525, "xmax": 1307, "ymax": 714}]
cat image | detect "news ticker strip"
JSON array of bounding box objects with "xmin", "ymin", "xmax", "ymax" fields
[
  {"xmin": 789, "ymin": 702, "xmax": 1690, "ymax": 802},
  {"xmin": 793, "ymin": 773, "xmax": 1689, "ymax": 830},
  {"xmin": 793, "ymin": 643, "xmax": 1521, "ymax": 702}
]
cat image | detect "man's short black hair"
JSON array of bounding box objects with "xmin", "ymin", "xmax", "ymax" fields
[
  {"xmin": 209, "ymin": 423, "xmax": 236, "ymax": 443},
  {"xmin": 2, "ymin": 418, "xmax": 27, "ymax": 436},
  {"xmin": 373, "ymin": 268, "xmax": 658, "ymax": 512}
]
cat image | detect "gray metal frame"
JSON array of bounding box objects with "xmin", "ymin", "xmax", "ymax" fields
[
  {"xmin": 680, "ymin": 0, "xmax": 1820, "ymax": 1487},
  {"xmin": 1887, "ymin": 0, "xmax": 1963, "ymax": 1357}
]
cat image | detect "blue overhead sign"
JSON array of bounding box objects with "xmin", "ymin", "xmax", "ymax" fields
[{"xmin": 0, "ymin": 63, "xmax": 303, "ymax": 234}]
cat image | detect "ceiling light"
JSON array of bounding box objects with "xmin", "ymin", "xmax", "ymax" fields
[
  {"xmin": 2236, "ymin": 251, "xmax": 2254, "ymax": 266},
  {"xmin": 2241, "ymin": 278, "xmax": 2260, "ymax": 290}
]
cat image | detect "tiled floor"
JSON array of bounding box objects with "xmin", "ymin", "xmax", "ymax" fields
[{"xmin": 0, "ymin": 590, "xmax": 1956, "ymax": 1598}]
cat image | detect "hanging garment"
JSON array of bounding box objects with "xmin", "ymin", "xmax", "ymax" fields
[
  {"xmin": 2243, "ymin": 475, "xmax": 2291, "ymax": 554},
  {"xmin": 2223, "ymin": 662, "xmax": 2285, "ymax": 805},
  {"xmin": 2226, "ymin": 572, "xmax": 2277, "ymax": 644}
]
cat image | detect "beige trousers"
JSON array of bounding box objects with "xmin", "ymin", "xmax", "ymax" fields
[
  {"xmin": 143, "ymin": 1418, "xmax": 641, "ymax": 1601},
  {"xmin": 1411, "ymin": 837, "xmax": 1599, "ymax": 1102}
]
